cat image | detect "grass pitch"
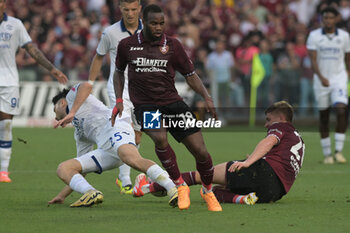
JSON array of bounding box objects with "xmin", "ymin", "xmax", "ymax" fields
[{"xmin": 1, "ymin": 127, "xmax": 350, "ymax": 233}]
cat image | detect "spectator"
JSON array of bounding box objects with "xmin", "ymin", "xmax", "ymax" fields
[
  {"xmin": 192, "ymin": 48, "xmax": 210, "ymax": 121},
  {"xmin": 207, "ymin": 39, "xmax": 234, "ymax": 122},
  {"xmin": 276, "ymin": 42, "xmax": 301, "ymax": 106},
  {"xmin": 257, "ymin": 39, "xmax": 274, "ymax": 108},
  {"xmin": 235, "ymin": 33, "xmax": 260, "ymax": 105}
]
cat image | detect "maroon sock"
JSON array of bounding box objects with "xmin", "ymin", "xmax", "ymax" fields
[
  {"xmin": 196, "ymin": 154, "xmax": 214, "ymax": 189},
  {"xmin": 149, "ymin": 182, "xmax": 164, "ymax": 193},
  {"xmin": 181, "ymin": 171, "xmax": 197, "ymax": 186},
  {"xmin": 212, "ymin": 186, "xmax": 236, "ymax": 203},
  {"xmin": 155, "ymin": 145, "xmax": 183, "ymax": 185}
]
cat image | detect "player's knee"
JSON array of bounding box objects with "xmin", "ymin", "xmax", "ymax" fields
[
  {"xmin": 319, "ymin": 116, "xmax": 329, "ymax": 127},
  {"xmin": 335, "ymin": 105, "xmax": 346, "ymax": 116},
  {"xmin": 192, "ymin": 145, "xmax": 209, "ymax": 160},
  {"xmin": 153, "ymin": 136, "xmax": 168, "ymax": 148},
  {"xmin": 56, "ymin": 162, "xmax": 67, "ymax": 178},
  {"xmin": 57, "ymin": 160, "xmax": 79, "ymax": 178}
]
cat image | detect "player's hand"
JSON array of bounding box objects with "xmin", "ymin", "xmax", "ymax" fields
[
  {"xmin": 228, "ymin": 161, "xmax": 249, "ymax": 172},
  {"xmin": 54, "ymin": 113, "xmax": 74, "ymax": 128},
  {"xmin": 50, "ymin": 68, "xmax": 68, "ymax": 84},
  {"xmin": 111, "ymin": 103, "xmax": 123, "ymax": 126},
  {"xmin": 320, "ymin": 76, "xmax": 329, "ymax": 87},
  {"xmin": 48, "ymin": 196, "xmax": 65, "ymax": 204},
  {"xmin": 204, "ymin": 97, "xmax": 217, "ymax": 119}
]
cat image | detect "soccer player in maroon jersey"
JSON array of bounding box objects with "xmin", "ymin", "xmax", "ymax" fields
[
  {"xmin": 137, "ymin": 101, "xmax": 305, "ymax": 204},
  {"xmin": 111, "ymin": 4, "xmax": 222, "ymax": 211}
]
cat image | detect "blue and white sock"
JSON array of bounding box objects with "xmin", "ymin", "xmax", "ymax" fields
[{"xmin": 0, "ymin": 120, "xmax": 12, "ymax": 172}]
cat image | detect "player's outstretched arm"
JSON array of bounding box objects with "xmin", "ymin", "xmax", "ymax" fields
[
  {"xmin": 24, "ymin": 43, "xmax": 68, "ymax": 84},
  {"xmin": 228, "ymin": 135, "xmax": 278, "ymax": 172},
  {"xmin": 111, "ymin": 70, "xmax": 125, "ymax": 126},
  {"xmin": 48, "ymin": 185, "xmax": 73, "ymax": 204},
  {"xmin": 185, "ymin": 73, "xmax": 217, "ymax": 119},
  {"xmin": 88, "ymin": 54, "xmax": 104, "ymax": 83},
  {"xmin": 54, "ymin": 82, "xmax": 92, "ymax": 128}
]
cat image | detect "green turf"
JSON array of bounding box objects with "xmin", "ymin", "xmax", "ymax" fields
[{"xmin": 1, "ymin": 127, "xmax": 350, "ymax": 233}]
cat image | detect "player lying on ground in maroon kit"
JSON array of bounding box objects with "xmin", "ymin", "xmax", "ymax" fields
[
  {"xmin": 132, "ymin": 101, "xmax": 305, "ymax": 204},
  {"xmin": 111, "ymin": 4, "xmax": 222, "ymax": 211}
]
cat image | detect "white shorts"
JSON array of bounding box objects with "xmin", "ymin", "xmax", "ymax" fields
[
  {"xmin": 107, "ymin": 87, "xmax": 141, "ymax": 132},
  {"xmin": 0, "ymin": 86, "xmax": 20, "ymax": 115},
  {"xmin": 313, "ymin": 76, "xmax": 348, "ymax": 110},
  {"xmin": 96, "ymin": 116, "xmax": 136, "ymax": 156},
  {"xmin": 75, "ymin": 148, "xmax": 123, "ymax": 174}
]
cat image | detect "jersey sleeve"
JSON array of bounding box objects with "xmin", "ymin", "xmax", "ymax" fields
[
  {"xmin": 96, "ymin": 30, "xmax": 111, "ymax": 56},
  {"xmin": 115, "ymin": 39, "xmax": 128, "ymax": 72},
  {"xmin": 66, "ymin": 83, "xmax": 81, "ymax": 107},
  {"xmin": 172, "ymin": 39, "xmax": 195, "ymax": 77},
  {"xmin": 266, "ymin": 124, "xmax": 284, "ymax": 143},
  {"xmin": 18, "ymin": 21, "xmax": 32, "ymax": 47},
  {"xmin": 306, "ymin": 32, "xmax": 316, "ymax": 50}
]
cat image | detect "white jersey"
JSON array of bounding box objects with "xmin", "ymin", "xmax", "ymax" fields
[
  {"xmin": 66, "ymin": 84, "xmax": 134, "ymax": 156},
  {"xmin": 0, "ymin": 14, "xmax": 32, "ymax": 87},
  {"xmin": 306, "ymin": 28, "xmax": 350, "ymax": 85},
  {"xmin": 96, "ymin": 19, "xmax": 142, "ymax": 108}
]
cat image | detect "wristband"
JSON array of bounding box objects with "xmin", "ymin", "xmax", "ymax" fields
[
  {"xmin": 116, "ymin": 98, "xmax": 123, "ymax": 103},
  {"xmin": 88, "ymin": 80, "xmax": 94, "ymax": 85}
]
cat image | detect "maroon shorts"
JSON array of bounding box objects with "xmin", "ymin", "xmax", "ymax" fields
[{"xmin": 225, "ymin": 159, "xmax": 286, "ymax": 203}]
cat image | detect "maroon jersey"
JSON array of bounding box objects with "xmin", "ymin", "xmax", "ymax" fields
[
  {"xmin": 264, "ymin": 122, "xmax": 305, "ymax": 193},
  {"xmin": 115, "ymin": 32, "xmax": 195, "ymax": 106}
]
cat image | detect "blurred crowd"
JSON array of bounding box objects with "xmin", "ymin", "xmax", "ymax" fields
[{"xmin": 7, "ymin": 0, "xmax": 350, "ymax": 114}]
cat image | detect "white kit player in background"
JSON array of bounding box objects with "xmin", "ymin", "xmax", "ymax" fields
[
  {"xmin": 307, "ymin": 7, "xmax": 350, "ymax": 164},
  {"xmin": 88, "ymin": 0, "xmax": 143, "ymax": 194},
  {"xmin": 0, "ymin": 0, "xmax": 68, "ymax": 183},
  {"xmin": 48, "ymin": 82, "xmax": 178, "ymax": 208}
]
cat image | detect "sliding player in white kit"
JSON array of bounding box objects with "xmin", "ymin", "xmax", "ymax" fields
[
  {"xmin": 48, "ymin": 82, "xmax": 178, "ymax": 207},
  {"xmin": 307, "ymin": 7, "xmax": 350, "ymax": 164},
  {"xmin": 88, "ymin": 0, "xmax": 142, "ymax": 193},
  {"xmin": 0, "ymin": 0, "xmax": 67, "ymax": 183}
]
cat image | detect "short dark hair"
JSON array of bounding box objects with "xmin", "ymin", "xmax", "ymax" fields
[
  {"xmin": 52, "ymin": 88, "xmax": 70, "ymax": 105},
  {"xmin": 119, "ymin": 0, "xmax": 140, "ymax": 5},
  {"xmin": 321, "ymin": 7, "xmax": 339, "ymax": 17},
  {"xmin": 265, "ymin": 101, "xmax": 294, "ymax": 122},
  {"xmin": 142, "ymin": 4, "xmax": 162, "ymax": 21}
]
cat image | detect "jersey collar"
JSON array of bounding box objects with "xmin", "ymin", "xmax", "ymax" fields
[
  {"xmin": 120, "ymin": 18, "xmax": 142, "ymax": 36},
  {"xmin": 322, "ymin": 28, "xmax": 338, "ymax": 35},
  {"xmin": 138, "ymin": 30, "xmax": 167, "ymax": 46},
  {"xmin": 0, "ymin": 13, "xmax": 8, "ymax": 24}
]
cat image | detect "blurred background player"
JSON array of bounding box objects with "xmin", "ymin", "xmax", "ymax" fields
[
  {"xmin": 307, "ymin": 7, "xmax": 350, "ymax": 164},
  {"xmin": 88, "ymin": 0, "xmax": 143, "ymax": 194},
  {"xmin": 135, "ymin": 101, "xmax": 305, "ymax": 204},
  {"xmin": 112, "ymin": 4, "xmax": 222, "ymax": 211},
  {"xmin": 0, "ymin": 0, "xmax": 67, "ymax": 183},
  {"xmin": 48, "ymin": 82, "xmax": 177, "ymax": 207}
]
